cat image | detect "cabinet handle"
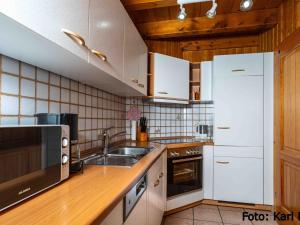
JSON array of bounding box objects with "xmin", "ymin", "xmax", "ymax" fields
[
  {"xmin": 61, "ymin": 28, "xmax": 86, "ymax": 46},
  {"xmin": 132, "ymin": 79, "xmax": 138, "ymax": 83},
  {"xmin": 154, "ymin": 179, "xmax": 160, "ymax": 187},
  {"xmin": 158, "ymin": 91, "xmax": 168, "ymax": 95},
  {"xmin": 216, "ymin": 161, "xmax": 230, "ymax": 164},
  {"xmin": 217, "ymin": 127, "xmax": 230, "ymax": 130},
  {"xmin": 138, "ymin": 83, "xmax": 145, "ymax": 88},
  {"xmin": 91, "ymin": 49, "xmax": 107, "ymax": 62},
  {"xmin": 159, "ymin": 172, "xmax": 164, "ymax": 179},
  {"xmin": 232, "ymin": 69, "xmax": 246, "ymax": 72}
]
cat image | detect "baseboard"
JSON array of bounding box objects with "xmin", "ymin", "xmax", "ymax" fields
[{"xmin": 164, "ymin": 199, "xmax": 273, "ymax": 216}]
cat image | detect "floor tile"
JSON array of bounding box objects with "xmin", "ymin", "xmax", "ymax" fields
[
  {"xmin": 194, "ymin": 221, "xmax": 223, "ymax": 225},
  {"xmin": 164, "ymin": 217, "xmax": 193, "ymax": 225},
  {"xmin": 169, "ymin": 208, "xmax": 193, "ymax": 220},
  {"xmin": 220, "ymin": 210, "xmax": 252, "ymax": 225},
  {"xmin": 194, "ymin": 206, "xmax": 222, "ymax": 222}
]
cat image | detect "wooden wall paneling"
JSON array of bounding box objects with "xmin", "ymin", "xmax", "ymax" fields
[{"xmin": 145, "ymin": 40, "xmax": 182, "ymax": 58}]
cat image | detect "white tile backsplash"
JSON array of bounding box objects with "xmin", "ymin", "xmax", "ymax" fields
[
  {"xmin": 50, "ymin": 86, "xmax": 60, "ymax": 101},
  {"xmin": 49, "ymin": 102, "xmax": 60, "ymax": 113},
  {"xmin": 36, "ymin": 82, "xmax": 48, "ymax": 99},
  {"xmin": 21, "ymin": 63, "xmax": 35, "ymax": 79},
  {"xmin": 50, "ymin": 73, "xmax": 60, "ymax": 86},
  {"xmin": 1, "ymin": 116, "xmax": 18, "ymax": 125},
  {"xmin": 20, "ymin": 98, "xmax": 35, "ymax": 115},
  {"xmin": 1, "ymin": 95, "xmax": 19, "ymax": 115},
  {"xmin": 37, "ymin": 68, "xmax": 49, "ymax": 82},
  {"xmin": 36, "ymin": 100, "xmax": 48, "ymax": 113},
  {"xmin": 1, "ymin": 74, "xmax": 19, "ymax": 95},
  {"xmin": 21, "ymin": 79, "xmax": 35, "ymax": 97},
  {"xmin": 61, "ymin": 88, "xmax": 70, "ymax": 102},
  {"xmin": 2, "ymin": 56, "xmax": 19, "ymax": 75}
]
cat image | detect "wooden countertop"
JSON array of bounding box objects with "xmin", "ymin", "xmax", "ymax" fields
[
  {"xmin": 0, "ymin": 142, "xmax": 166, "ymax": 225},
  {"xmin": 0, "ymin": 140, "xmax": 212, "ymax": 225}
]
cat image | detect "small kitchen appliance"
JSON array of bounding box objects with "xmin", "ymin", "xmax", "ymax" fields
[{"xmin": 0, "ymin": 125, "xmax": 69, "ymax": 211}]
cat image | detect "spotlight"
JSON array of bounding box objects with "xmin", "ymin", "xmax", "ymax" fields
[
  {"xmin": 240, "ymin": 0, "xmax": 253, "ymax": 11},
  {"xmin": 177, "ymin": 4, "xmax": 187, "ymax": 20},
  {"xmin": 206, "ymin": 1, "xmax": 217, "ymax": 19}
]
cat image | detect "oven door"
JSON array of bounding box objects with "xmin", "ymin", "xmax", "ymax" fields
[
  {"xmin": 167, "ymin": 155, "xmax": 203, "ymax": 197},
  {"xmin": 0, "ymin": 126, "xmax": 65, "ymax": 211}
]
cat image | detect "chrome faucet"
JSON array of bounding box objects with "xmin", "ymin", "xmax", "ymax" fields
[{"xmin": 101, "ymin": 127, "xmax": 126, "ymax": 156}]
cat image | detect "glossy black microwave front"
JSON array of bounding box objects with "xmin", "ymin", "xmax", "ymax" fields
[{"xmin": 0, "ymin": 125, "xmax": 69, "ymax": 211}]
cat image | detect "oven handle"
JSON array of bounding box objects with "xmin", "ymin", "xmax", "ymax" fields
[{"xmin": 172, "ymin": 156, "xmax": 203, "ymax": 164}]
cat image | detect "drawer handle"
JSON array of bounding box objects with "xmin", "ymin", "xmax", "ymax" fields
[
  {"xmin": 154, "ymin": 179, "xmax": 160, "ymax": 187},
  {"xmin": 91, "ymin": 49, "xmax": 107, "ymax": 62},
  {"xmin": 216, "ymin": 161, "xmax": 230, "ymax": 164},
  {"xmin": 232, "ymin": 69, "xmax": 246, "ymax": 72},
  {"xmin": 159, "ymin": 172, "xmax": 164, "ymax": 179},
  {"xmin": 132, "ymin": 79, "xmax": 138, "ymax": 83},
  {"xmin": 138, "ymin": 83, "xmax": 145, "ymax": 88},
  {"xmin": 217, "ymin": 127, "xmax": 230, "ymax": 130},
  {"xmin": 158, "ymin": 91, "xmax": 168, "ymax": 95},
  {"xmin": 61, "ymin": 28, "xmax": 85, "ymax": 46}
]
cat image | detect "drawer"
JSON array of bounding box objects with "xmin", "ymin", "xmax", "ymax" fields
[
  {"xmin": 214, "ymin": 53, "xmax": 264, "ymax": 77},
  {"xmin": 214, "ymin": 146, "xmax": 263, "ymax": 158}
]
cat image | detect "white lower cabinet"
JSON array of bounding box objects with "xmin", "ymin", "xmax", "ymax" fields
[
  {"xmin": 203, "ymin": 145, "xmax": 214, "ymax": 199},
  {"xmin": 100, "ymin": 201, "xmax": 123, "ymax": 225},
  {"xmin": 147, "ymin": 153, "xmax": 166, "ymax": 225},
  {"xmin": 213, "ymin": 156, "xmax": 263, "ymax": 204},
  {"xmin": 124, "ymin": 191, "xmax": 147, "ymax": 225}
]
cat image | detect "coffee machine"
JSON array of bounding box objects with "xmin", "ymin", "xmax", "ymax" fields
[{"xmin": 35, "ymin": 113, "xmax": 81, "ymax": 172}]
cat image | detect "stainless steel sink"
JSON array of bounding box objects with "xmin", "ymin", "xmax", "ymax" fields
[
  {"xmin": 84, "ymin": 147, "xmax": 153, "ymax": 167},
  {"xmin": 84, "ymin": 155, "xmax": 138, "ymax": 167},
  {"xmin": 108, "ymin": 147, "xmax": 153, "ymax": 157}
]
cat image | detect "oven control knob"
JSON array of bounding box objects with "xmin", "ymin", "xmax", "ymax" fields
[
  {"xmin": 62, "ymin": 137, "xmax": 69, "ymax": 148},
  {"xmin": 170, "ymin": 152, "xmax": 176, "ymax": 157},
  {"xmin": 174, "ymin": 152, "xmax": 179, "ymax": 157},
  {"xmin": 62, "ymin": 154, "xmax": 69, "ymax": 165},
  {"xmin": 186, "ymin": 150, "xmax": 191, "ymax": 155}
]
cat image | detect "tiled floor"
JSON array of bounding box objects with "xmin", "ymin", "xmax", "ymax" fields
[{"xmin": 164, "ymin": 204, "xmax": 279, "ymax": 225}]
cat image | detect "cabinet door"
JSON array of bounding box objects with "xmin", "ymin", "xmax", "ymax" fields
[
  {"xmin": 124, "ymin": 13, "xmax": 148, "ymax": 95},
  {"xmin": 203, "ymin": 145, "xmax": 214, "ymax": 199},
  {"xmin": 214, "ymin": 53, "xmax": 264, "ymax": 77},
  {"xmin": 0, "ymin": 0, "xmax": 89, "ymax": 61},
  {"xmin": 124, "ymin": 192, "xmax": 147, "ymax": 225},
  {"xmin": 89, "ymin": 0, "xmax": 125, "ymax": 80},
  {"xmin": 147, "ymin": 156, "xmax": 164, "ymax": 225},
  {"xmin": 214, "ymin": 72, "xmax": 263, "ymax": 146},
  {"xmin": 153, "ymin": 53, "xmax": 189, "ymax": 100},
  {"xmin": 201, "ymin": 61, "xmax": 213, "ymax": 102},
  {"xmin": 100, "ymin": 201, "xmax": 123, "ymax": 225},
  {"xmin": 214, "ymin": 156, "xmax": 263, "ymax": 204}
]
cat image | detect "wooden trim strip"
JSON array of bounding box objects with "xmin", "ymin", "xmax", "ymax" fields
[{"xmin": 279, "ymin": 28, "xmax": 300, "ymax": 57}]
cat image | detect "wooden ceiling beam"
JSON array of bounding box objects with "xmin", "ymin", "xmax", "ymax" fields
[
  {"xmin": 180, "ymin": 35, "xmax": 259, "ymax": 51},
  {"xmin": 122, "ymin": 0, "xmax": 177, "ymax": 11},
  {"xmin": 139, "ymin": 8, "xmax": 278, "ymax": 39}
]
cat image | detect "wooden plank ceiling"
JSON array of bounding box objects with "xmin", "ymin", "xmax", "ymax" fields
[{"xmin": 121, "ymin": 0, "xmax": 282, "ymax": 39}]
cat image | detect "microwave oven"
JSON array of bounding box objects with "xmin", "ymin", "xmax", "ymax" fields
[{"xmin": 0, "ymin": 125, "xmax": 70, "ymax": 211}]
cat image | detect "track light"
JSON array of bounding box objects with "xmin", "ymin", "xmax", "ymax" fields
[
  {"xmin": 177, "ymin": 0, "xmax": 218, "ymax": 20},
  {"xmin": 178, "ymin": 4, "xmax": 187, "ymax": 20},
  {"xmin": 240, "ymin": 0, "xmax": 253, "ymax": 11},
  {"xmin": 206, "ymin": 1, "xmax": 217, "ymax": 19}
]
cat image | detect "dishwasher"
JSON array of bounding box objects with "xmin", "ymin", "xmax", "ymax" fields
[{"xmin": 123, "ymin": 175, "xmax": 147, "ymax": 225}]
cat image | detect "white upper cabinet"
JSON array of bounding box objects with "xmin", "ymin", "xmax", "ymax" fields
[
  {"xmin": 124, "ymin": 12, "xmax": 148, "ymax": 95},
  {"xmin": 88, "ymin": 0, "xmax": 125, "ymax": 80},
  {"xmin": 151, "ymin": 53, "xmax": 190, "ymax": 104},
  {"xmin": 214, "ymin": 53, "xmax": 264, "ymax": 77},
  {"xmin": 0, "ymin": 0, "xmax": 89, "ymax": 61},
  {"xmin": 200, "ymin": 61, "xmax": 213, "ymax": 102}
]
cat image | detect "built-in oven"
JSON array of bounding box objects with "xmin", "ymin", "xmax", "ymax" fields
[
  {"xmin": 167, "ymin": 147, "xmax": 203, "ymax": 197},
  {"xmin": 0, "ymin": 125, "xmax": 70, "ymax": 211}
]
